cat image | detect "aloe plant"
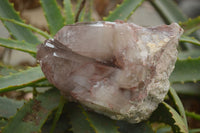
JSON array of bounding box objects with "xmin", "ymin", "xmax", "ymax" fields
[{"xmin": 0, "ymin": 0, "xmax": 200, "ymax": 132}]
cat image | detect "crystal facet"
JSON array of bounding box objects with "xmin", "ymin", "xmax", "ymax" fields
[{"xmin": 37, "ymin": 21, "xmax": 183, "ymax": 123}]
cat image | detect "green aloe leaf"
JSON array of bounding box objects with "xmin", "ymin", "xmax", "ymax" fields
[
  {"xmin": 0, "ymin": 119, "xmax": 7, "ymax": 130},
  {"xmin": 170, "ymin": 58, "xmax": 200, "ymax": 83},
  {"xmin": 74, "ymin": 0, "xmax": 86, "ymax": 22},
  {"xmin": 67, "ymin": 103, "xmax": 94, "ymax": 133},
  {"xmin": 104, "ymin": 0, "xmax": 145, "ymax": 21},
  {"xmin": 155, "ymin": 126, "xmax": 171, "ymax": 133},
  {"xmin": 1, "ymin": 89, "xmax": 60, "ymax": 133},
  {"xmin": 0, "ymin": 17, "xmax": 51, "ymax": 39},
  {"xmin": 31, "ymin": 80, "xmax": 52, "ymax": 88},
  {"xmin": 0, "ymin": 66, "xmax": 45, "ymax": 93},
  {"xmin": 180, "ymin": 16, "xmax": 200, "ymax": 35},
  {"xmin": 185, "ymin": 111, "xmax": 200, "ymax": 121},
  {"xmin": 180, "ymin": 35, "xmax": 200, "ymax": 46},
  {"xmin": 178, "ymin": 50, "xmax": 200, "ymax": 60},
  {"xmin": 151, "ymin": 0, "xmax": 200, "ymax": 47},
  {"xmin": 0, "ymin": 63, "xmax": 18, "ymax": 76},
  {"xmin": 0, "ymin": 38, "xmax": 37, "ymax": 55},
  {"xmin": 171, "ymin": 82, "xmax": 200, "ymax": 96},
  {"xmin": 150, "ymin": 0, "xmax": 195, "ymax": 50},
  {"xmin": 41, "ymin": 111, "xmax": 71, "ymax": 133},
  {"xmin": 67, "ymin": 103, "xmax": 154, "ymax": 133},
  {"xmin": 150, "ymin": 102, "xmax": 188, "ymax": 133},
  {"xmin": 50, "ymin": 96, "xmax": 66, "ymax": 133},
  {"xmin": 83, "ymin": 0, "xmax": 93, "ymax": 22},
  {"xmin": 116, "ymin": 121, "xmax": 154, "ymax": 133},
  {"xmin": 150, "ymin": 0, "xmax": 187, "ymax": 23},
  {"xmin": 63, "ymin": 0, "xmax": 75, "ymax": 24},
  {"xmin": 84, "ymin": 112, "xmax": 120, "ymax": 133},
  {"xmin": 0, "ymin": 0, "xmax": 40, "ymax": 44},
  {"xmin": 0, "ymin": 97, "xmax": 24, "ymax": 118},
  {"xmin": 67, "ymin": 103, "xmax": 119, "ymax": 133},
  {"xmin": 189, "ymin": 129, "xmax": 200, "ymax": 133},
  {"xmin": 76, "ymin": 0, "xmax": 93, "ymax": 22},
  {"xmin": 168, "ymin": 88, "xmax": 188, "ymax": 129},
  {"xmin": 40, "ymin": 0, "xmax": 65, "ymax": 35},
  {"xmin": 77, "ymin": 7, "xmax": 86, "ymax": 22}
]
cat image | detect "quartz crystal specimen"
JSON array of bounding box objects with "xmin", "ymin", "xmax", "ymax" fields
[{"xmin": 37, "ymin": 21, "xmax": 183, "ymax": 123}]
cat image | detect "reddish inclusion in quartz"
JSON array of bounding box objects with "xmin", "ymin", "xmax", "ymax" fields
[{"xmin": 37, "ymin": 21, "xmax": 183, "ymax": 123}]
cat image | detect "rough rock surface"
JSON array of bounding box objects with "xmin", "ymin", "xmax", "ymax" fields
[{"xmin": 37, "ymin": 21, "xmax": 183, "ymax": 123}]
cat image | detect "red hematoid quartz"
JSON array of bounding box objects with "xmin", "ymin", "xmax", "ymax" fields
[{"xmin": 37, "ymin": 21, "xmax": 183, "ymax": 123}]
